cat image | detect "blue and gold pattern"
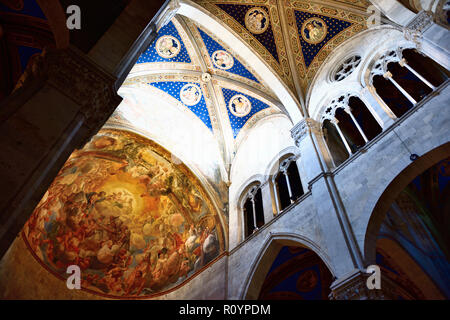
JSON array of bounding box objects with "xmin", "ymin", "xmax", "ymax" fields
[
  {"xmin": 149, "ymin": 81, "xmax": 212, "ymax": 131},
  {"xmin": 196, "ymin": 0, "xmax": 294, "ymax": 92},
  {"xmin": 222, "ymin": 88, "xmax": 270, "ymax": 138},
  {"xmin": 284, "ymin": 2, "xmax": 368, "ymax": 91},
  {"xmin": 215, "ymin": 4, "xmax": 279, "ymax": 63},
  {"xmin": 295, "ymin": 11, "xmax": 352, "ymax": 68},
  {"xmin": 196, "ymin": 0, "xmax": 370, "ymax": 92},
  {"xmin": 137, "ymin": 21, "xmax": 191, "ymax": 64},
  {"xmin": 197, "ymin": 27, "xmax": 260, "ymax": 83}
]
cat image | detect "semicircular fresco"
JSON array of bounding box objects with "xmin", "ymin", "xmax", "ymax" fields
[{"xmin": 23, "ymin": 129, "xmax": 225, "ymax": 298}]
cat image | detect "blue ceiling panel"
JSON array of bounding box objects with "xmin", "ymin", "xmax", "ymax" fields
[
  {"xmin": 137, "ymin": 21, "xmax": 191, "ymax": 64},
  {"xmin": 215, "ymin": 4, "xmax": 279, "ymax": 63},
  {"xmin": 222, "ymin": 88, "xmax": 271, "ymax": 139},
  {"xmin": 149, "ymin": 81, "xmax": 212, "ymax": 131},
  {"xmin": 294, "ymin": 11, "xmax": 352, "ymax": 68},
  {"xmin": 197, "ymin": 27, "xmax": 260, "ymax": 83}
]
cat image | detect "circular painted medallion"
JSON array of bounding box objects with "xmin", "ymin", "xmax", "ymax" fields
[
  {"xmin": 245, "ymin": 7, "xmax": 270, "ymax": 35},
  {"xmin": 301, "ymin": 17, "xmax": 327, "ymax": 44},
  {"xmin": 180, "ymin": 84, "xmax": 202, "ymax": 106},
  {"xmin": 229, "ymin": 94, "xmax": 252, "ymax": 117},
  {"xmin": 212, "ymin": 50, "xmax": 234, "ymax": 70},
  {"xmin": 155, "ymin": 35, "xmax": 181, "ymax": 59}
]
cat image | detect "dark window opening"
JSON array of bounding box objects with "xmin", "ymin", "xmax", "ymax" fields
[
  {"xmin": 287, "ymin": 161, "xmax": 304, "ymax": 201},
  {"xmin": 348, "ymin": 96, "xmax": 382, "ymax": 141},
  {"xmin": 275, "ymin": 172, "xmax": 291, "ymax": 211}
]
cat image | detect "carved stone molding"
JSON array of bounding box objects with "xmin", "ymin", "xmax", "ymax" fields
[
  {"xmin": 291, "ymin": 118, "xmax": 321, "ymax": 146},
  {"xmin": 404, "ymin": 11, "xmax": 434, "ymax": 48},
  {"xmin": 329, "ymin": 270, "xmax": 396, "ymax": 300},
  {"xmin": 22, "ymin": 47, "xmax": 122, "ymax": 136}
]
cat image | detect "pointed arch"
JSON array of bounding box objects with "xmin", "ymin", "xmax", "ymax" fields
[
  {"xmin": 364, "ymin": 142, "xmax": 450, "ymax": 264},
  {"xmin": 241, "ymin": 233, "xmax": 334, "ymax": 300}
]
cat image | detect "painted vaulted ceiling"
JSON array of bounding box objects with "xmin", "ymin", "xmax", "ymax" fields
[
  {"xmin": 119, "ymin": 0, "xmax": 376, "ymax": 180},
  {"xmin": 123, "ymin": 16, "xmax": 284, "ymax": 157},
  {"xmin": 193, "ymin": 0, "xmax": 372, "ymax": 95}
]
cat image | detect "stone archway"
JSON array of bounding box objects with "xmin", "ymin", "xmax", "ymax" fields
[
  {"xmin": 242, "ymin": 234, "xmax": 334, "ymax": 300},
  {"xmin": 364, "ymin": 142, "xmax": 450, "ymax": 264},
  {"xmin": 364, "ymin": 142, "xmax": 450, "ymax": 299}
]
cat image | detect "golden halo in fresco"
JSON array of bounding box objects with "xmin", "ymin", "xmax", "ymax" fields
[
  {"xmin": 22, "ymin": 129, "xmax": 224, "ymax": 298},
  {"xmin": 245, "ymin": 7, "xmax": 270, "ymax": 35},
  {"xmin": 229, "ymin": 94, "xmax": 251, "ymax": 117},
  {"xmin": 155, "ymin": 35, "xmax": 181, "ymax": 59},
  {"xmin": 301, "ymin": 17, "xmax": 327, "ymax": 45}
]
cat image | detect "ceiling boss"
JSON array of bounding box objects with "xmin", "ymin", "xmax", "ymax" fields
[
  {"xmin": 301, "ymin": 17, "xmax": 327, "ymax": 44},
  {"xmin": 245, "ymin": 7, "xmax": 270, "ymax": 35}
]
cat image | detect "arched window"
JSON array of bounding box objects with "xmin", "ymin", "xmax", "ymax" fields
[
  {"xmin": 370, "ymin": 48, "xmax": 448, "ymax": 118},
  {"xmin": 321, "ymin": 94, "xmax": 382, "ymax": 166},
  {"xmin": 242, "ymin": 185, "xmax": 265, "ymax": 238},
  {"xmin": 274, "ymin": 157, "xmax": 304, "ymax": 212}
]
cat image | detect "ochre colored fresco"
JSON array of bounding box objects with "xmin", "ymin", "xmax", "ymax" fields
[{"xmin": 22, "ymin": 129, "xmax": 224, "ymax": 298}]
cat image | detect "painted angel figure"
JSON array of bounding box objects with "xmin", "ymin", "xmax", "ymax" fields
[
  {"xmin": 214, "ymin": 51, "xmax": 233, "ymax": 69},
  {"xmin": 247, "ymin": 10, "xmax": 267, "ymax": 32},
  {"xmin": 158, "ymin": 37, "xmax": 178, "ymax": 57},
  {"xmin": 304, "ymin": 20, "xmax": 325, "ymax": 43}
]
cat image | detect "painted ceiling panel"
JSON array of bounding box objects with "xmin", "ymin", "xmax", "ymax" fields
[
  {"xmin": 195, "ymin": 0, "xmax": 294, "ymax": 93},
  {"xmin": 137, "ymin": 21, "xmax": 192, "ymax": 64},
  {"xmin": 215, "ymin": 3, "xmax": 279, "ymax": 63},
  {"xmin": 284, "ymin": 1, "xmax": 369, "ymax": 93},
  {"xmin": 221, "ymin": 87, "xmax": 271, "ymax": 139},
  {"xmin": 197, "ymin": 27, "xmax": 260, "ymax": 83},
  {"xmin": 149, "ymin": 81, "xmax": 213, "ymax": 131},
  {"xmin": 194, "ymin": 0, "xmax": 370, "ymax": 96},
  {"xmin": 294, "ymin": 11, "xmax": 352, "ymax": 68}
]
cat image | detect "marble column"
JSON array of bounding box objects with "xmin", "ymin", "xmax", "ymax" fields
[
  {"xmin": 260, "ymin": 182, "xmax": 275, "ymax": 224},
  {"xmin": 291, "ymin": 119, "xmax": 361, "ymax": 277},
  {"xmin": 359, "ymin": 86, "xmax": 396, "ymax": 129}
]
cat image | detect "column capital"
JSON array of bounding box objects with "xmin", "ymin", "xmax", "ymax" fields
[
  {"xmin": 330, "ymin": 117, "xmax": 339, "ymax": 125},
  {"xmin": 329, "ymin": 269, "xmax": 396, "ymax": 300},
  {"xmin": 291, "ymin": 118, "xmax": 321, "ymax": 147},
  {"xmin": 404, "ymin": 11, "xmax": 434, "ymax": 47},
  {"xmin": 383, "ymin": 71, "xmax": 393, "ymax": 79},
  {"xmin": 19, "ymin": 47, "xmax": 122, "ymax": 139}
]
